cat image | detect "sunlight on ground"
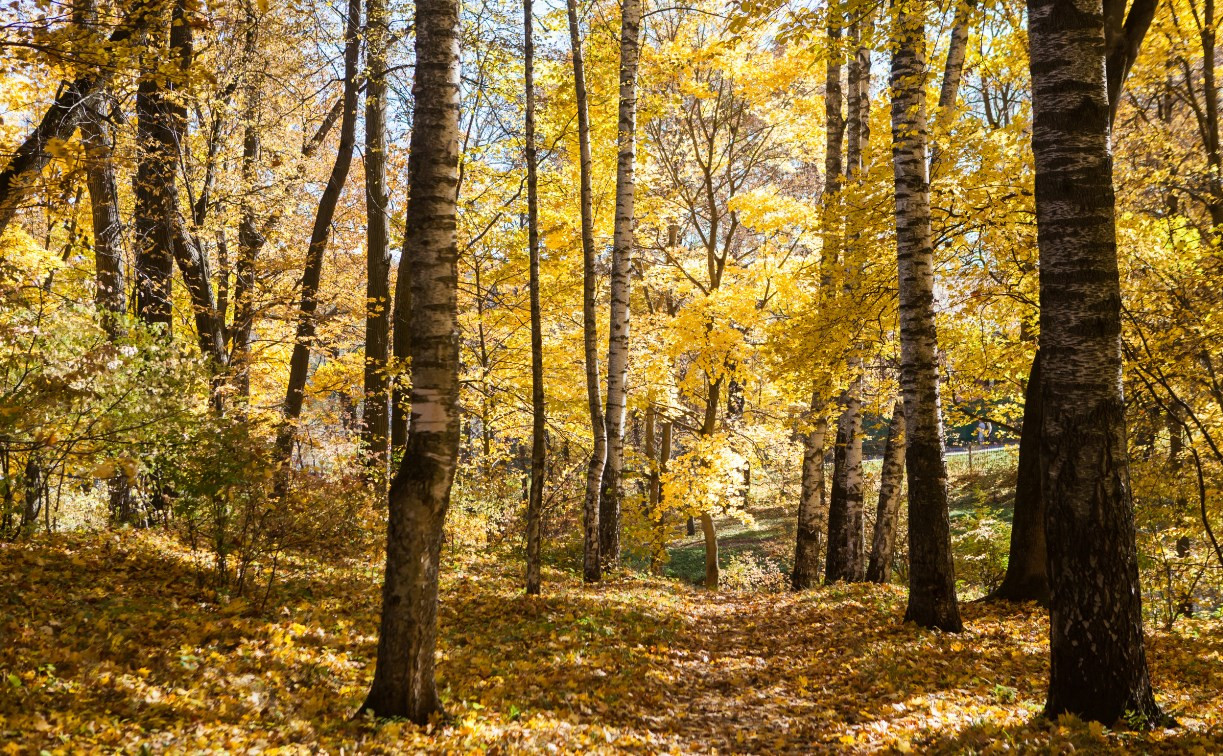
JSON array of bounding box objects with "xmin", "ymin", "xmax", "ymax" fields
[{"xmin": 1, "ymin": 532, "xmax": 1220, "ymax": 753}]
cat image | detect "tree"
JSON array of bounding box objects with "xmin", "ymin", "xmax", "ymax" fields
[
  {"xmin": 599, "ymin": 0, "xmax": 643, "ymax": 569},
  {"xmin": 362, "ymin": 0, "xmax": 393, "ymax": 481},
  {"xmin": 74, "ymin": 0, "xmax": 132, "ymax": 523},
  {"xmin": 890, "ymin": 0, "xmax": 962, "ymax": 632},
  {"xmin": 360, "ymin": 0, "xmax": 463, "ymax": 722},
  {"xmin": 986, "ymin": 350, "xmax": 1048, "ymax": 603},
  {"xmin": 0, "ymin": 14, "xmax": 140, "ymax": 238},
  {"xmin": 275, "ymin": 0, "xmax": 363, "ymax": 464},
  {"xmin": 793, "ymin": 8, "xmax": 844, "ymax": 591},
  {"xmin": 1027, "ymin": 0, "xmax": 1161, "ymax": 724},
  {"xmin": 567, "ymin": 0, "xmax": 604, "ymax": 583},
  {"xmin": 866, "ymin": 400, "xmax": 906, "ymax": 583},
  {"xmin": 524, "ymin": 0, "xmax": 546, "ymax": 596},
  {"xmin": 825, "ymin": 9, "xmax": 872, "ymax": 584},
  {"xmin": 132, "ymin": 0, "xmax": 227, "ymax": 368}
]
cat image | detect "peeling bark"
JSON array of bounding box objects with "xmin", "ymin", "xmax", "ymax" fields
[
  {"xmin": 891, "ymin": 0, "xmax": 962, "ymax": 632},
  {"xmin": 361, "ymin": 0, "xmax": 462, "ymax": 723}
]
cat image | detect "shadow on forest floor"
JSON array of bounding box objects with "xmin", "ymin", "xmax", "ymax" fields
[{"xmin": 2, "ymin": 531, "xmax": 1221, "ymax": 753}]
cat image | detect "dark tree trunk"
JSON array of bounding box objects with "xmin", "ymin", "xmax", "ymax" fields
[
  {"xmin": 646, "ymin": 403, "xmax": 672, "ymax": 574},
  {"xmin": 867, "ymin": 400, "xmax": 906, "ymax": 583},
  {"xmin": 891, "ymin": 0, "xmax": 962, "ymax": 632},
  {"xmin": 390, "ymin": 258, "xmax": 412, "ymax": 450},
  {"xmin": 524, "ymin": 0, "xmax": 546, "ymax": 596},
  {"xmin": 360, "ymin": 0, "xmax": 462, "ymax": 723},
  {"xmin": 79, "ymin": 75, "xmax": 133, "ymax": 525},
  {"xmin": 986, "ymin": 350, "xmax": 1049, "ymax": 604},
  {"xmin": 21, "ymin": 457, "xmax": 44, "ymax": 535},
  {"xmin": 1028, "ymin": 0, "xmax": 1161, "ymax": 724},
  {"xmin": 0, "ymin": 18, "xmax": 138, "ymax": 237},
  {"xmin": 132, "ymin": 16, "xmax": 178, "ymax": 331},
  {"xmin": 131, "ymin": 0, "xmax": 227, "ymax": 367},
  {"xmin": 232, "ymin": 6, "xmax": 264, "ymax": 399},
  {"xmin": 699, "ymin": 377, "xmax": 723, "ymax": 589},
  {"xmin": 598, "ymin": 0, "xmax": 642, "ymax": 569},
  {"xmin": 567, "ymin": 0, "xmax": 604, "ymax": 583},
  {"xmin": 275, "ymin": 0, "xmax": 363, "ymax": 463},
  {"xmin": 80, "ymin": 102, "xmax": 125, "ymax": 337},
  {"xmin": 363, "ymin": 0, "xmax": 392, "ymax": 480},
  {"xmin": 700, "ymin": 513, "xmax": 719, "ymax": 589}
]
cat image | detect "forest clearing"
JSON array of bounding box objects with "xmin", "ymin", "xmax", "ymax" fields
[{"xmin": 3, "ymin": 0, "xmax": 1223, "ymax": 750}]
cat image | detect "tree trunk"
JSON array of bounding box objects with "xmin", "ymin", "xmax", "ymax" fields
[
  {"xmin": 890, "ymin": 0, "xmax": 962, "ymax": 632},
  {"xmin": 826, "ymin": 11, "xmax": 871, "ymax": 584},
  {"xmin": 232, "ymin": 6, "xmax": 264, "ymax": 399},
  {"xmin": 360, "ymin": 0, "xmax": 462, "ymax": 723},
  {"xmin": 21, "ymin": 457, "xmax": 43, "ymax": 535},
  {"xmin": 657, "ymin": 417, "xmax": 673, "ymax": 573},
  {"xmin": 793, "ymin": 405, "xmax": 829, "ymax": 589},
  {"xmin": 567, "ymin": 0, "xmax": 604, "ymax": 583},
  {"xmin": 699, "ymin": 377, "xmax": 723, "ymax": 588},
  {"xmin": 928, "ymin": 0, "xmax": 975, "ymax": 178},
  {"xmin": 132, "ymin": 0, "xmax": 226, "ymax": 366},
  {"xmin": 0, "ymin": 19, "xmax": 139, "ymax": 237},
  {"xmin": 986, "ymin": 350, "xmax": 1048, "ymax": 603},
  {"xmin": 524, "ymin": 0, "xmax": 546, "ymax": 596},
  {"xmin": 132, "ymin": 10, "xmax": 178, "ymax": 331},
  {"xmin": 275, "ymin": 0, "xmax": 362, "ymax": 464},
  {"xmin": 646, "ymin": 404, "xmax": 671, "ymax": 574},
  {"xmin": 1028, "ymin": 0, "xmax": 1160, "ymax": 723},
  {"xmin": 80, "ymin": 103, "xmax": 125, "ymax": 337},
  {"xmin": 79, "ymin": 54, "xmax": 133, "ymax": 526},
  {"xmin": 363, "ymin": 0, "xmax": 393, "ymax": 480},
  {"xmin": 598, "ymin": 0, "xmax": 642, "ymax": 569},
  {"xmin": 700, "ymin": 512, "xmax": 719, "ymax": 589},
  {"xmin": 826, "ymin": 385, "xmax": 865, "ymax": 582},
  {"xmin": 867, "ymin": 400, "xmax": 907, "ymax": 583},
  {"xmin": 390, "ymin": 257, "xmax": 412, "ymax": 450},
  {"xmin": 793, "ymin": 9, "xmax": 843, "ymax": 591}
]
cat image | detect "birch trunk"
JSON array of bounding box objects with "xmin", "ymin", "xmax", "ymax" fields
[
  {"xmin": 793, "ymin": 11, "xmax": 843, "ymax": 590},
  {"xmin": 360, "ymin": 0, "xmax": 462, "ymax": 722},
  {"xmin": 1028, "ymin": 0, "xmax": 1160, "ymax": 722},
  {"xmin": 890, "ymin": 0, "xmax": 962, "ymax": 631},
  {"xmin": 792, "ymin": 411, "xmax": 829, "ymax": 589},
  {"xmin": 826, "ymin": 12, "xmax": 871, "ymax": 584},
  {"xmin": 866, "ymin": 400, "xmax": 906, "ymax": 583},
  {"xmin": 567, "ymin": 0, "xmax": 604, "ymax": 583},
  {"xmin": 599, "ymin": 0, "xmax": 642, "ymax": 569}
]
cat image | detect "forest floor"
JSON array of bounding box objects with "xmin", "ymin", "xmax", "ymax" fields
[{"xmin": 2, "ymin": 529, "xmax": 1222, "ymax": 753}]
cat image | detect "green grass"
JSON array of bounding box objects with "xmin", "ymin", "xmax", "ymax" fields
[{"xmin": 664, "ymin": 446, "xmax": 1020, "ymax": 587}]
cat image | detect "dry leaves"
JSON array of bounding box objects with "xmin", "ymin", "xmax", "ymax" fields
[{"xmin": 1, "ymin": 532, "xmax": 1220, "ymax": 753}]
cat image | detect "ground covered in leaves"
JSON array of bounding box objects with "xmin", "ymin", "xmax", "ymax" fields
[{"xmin": 2, "ymin": 533, "xmax": 1221, "ymax": 753}]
